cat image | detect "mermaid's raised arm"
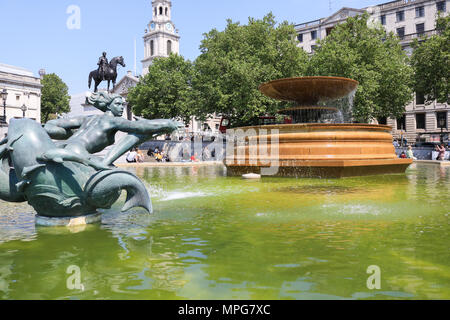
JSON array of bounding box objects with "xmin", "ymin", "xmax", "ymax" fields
[
  {"xmin": 112, "ymin": 117, "xmax": 179, "ymax": 136},
  {"xmin": 101, "ymin": 117, "xmax": 181, "ymax": 166},
  {"xmin": 44, "ymin": 116, "xmax": 86, "ymax": 140}
]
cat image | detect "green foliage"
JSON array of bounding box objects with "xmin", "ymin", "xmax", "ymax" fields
[
  {"xmin": 194, "ymin": 13, "xmax": 308, "ymax": 127},
  {"xmin": 40, "ymin": 73, "xmax": 70, "ymax": 123},
  {"xmin": 411, "ymin": 14, "xmax": 449, "ymax": 105},
  {"xmin": 307, "ymin": 13, "xmax": 413, "ymax": 122},
  {"xmin": 128, "ymin": 54, "xmax": 196, "ymax": 124}
]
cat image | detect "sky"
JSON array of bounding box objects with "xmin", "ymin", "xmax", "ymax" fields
[{"xmin": 0, "ymin": 0, "xmax": 382, "ymax": 94}]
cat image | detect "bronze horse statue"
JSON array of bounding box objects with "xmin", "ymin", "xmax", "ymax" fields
[{"xmin": 88, "ymin": 56, "xmax": 126, "ymax": 92}]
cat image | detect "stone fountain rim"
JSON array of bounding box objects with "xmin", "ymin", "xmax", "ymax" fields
[
  {"xmin": 229, "ymin": 123, "xmax": 393, "ymax": 131},
  {"xmin": 259, "ymin": 76, "xmax": 360, "ymax": 90}
]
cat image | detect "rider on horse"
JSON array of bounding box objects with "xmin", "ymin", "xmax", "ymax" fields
[{"xmin": 97, "ymin": 52, "xmax": 109, "ymax": 81}]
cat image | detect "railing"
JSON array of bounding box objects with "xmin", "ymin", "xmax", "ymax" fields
[
  {"xmin": 295, "ymin": 19, "xmax": 322, "ymax": 30},
  {"xmin": 399, "ymin": 29, "xmax": 437, "ymax": 41}
]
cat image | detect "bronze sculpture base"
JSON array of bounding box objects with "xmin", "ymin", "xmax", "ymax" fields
[{"xmin": 35, "ymin": 212, "xmax": 103, "ymax": 227}]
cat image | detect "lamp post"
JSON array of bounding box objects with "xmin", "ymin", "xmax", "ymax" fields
[
  {"xmin": 1, "ymin": 89, "xmax": 8, "ymax": 124},
  {"xmin": 21, "ymin": 104, "xmax": 27, "ymax": 118},
  {"xmin": 438, "ymin": 117, "xmax": 446, "ymax": 144}
]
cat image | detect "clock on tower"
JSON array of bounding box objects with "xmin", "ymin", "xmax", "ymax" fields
[{"xmin": 142, "ymin": 0, "xmax": 180, "ymax": 76}]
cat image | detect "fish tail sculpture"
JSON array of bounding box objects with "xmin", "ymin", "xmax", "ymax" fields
[{"xmin": 84, "ymin": 170, "xmax": 153, "ymax": 213}]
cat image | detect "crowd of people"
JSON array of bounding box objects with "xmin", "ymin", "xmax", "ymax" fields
[
  {"xmin": 396, "ymin": 142, "xmax": 448, "ymax": 161},
  {"xmin": 147, "ymin": 147, "xmax": 170, "ymax": 163}
]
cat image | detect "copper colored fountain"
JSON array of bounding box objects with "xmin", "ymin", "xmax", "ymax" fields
[{"xmin": 225, "ymin": 77, "xmax": 412, "ymax": 178}]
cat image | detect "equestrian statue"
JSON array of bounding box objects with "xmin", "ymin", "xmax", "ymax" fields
[{"xmin": 88, "ymin": 52, "xmax": 125, "ymax": 92}]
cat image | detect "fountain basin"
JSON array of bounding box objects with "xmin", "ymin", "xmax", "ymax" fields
[
  {"xmin": 225, "ymin": 123, "xmax": 412, "ymax": 178},
  {"xmin": 259, "ymin": 76, "xmax": 359, "ymax": 105}
]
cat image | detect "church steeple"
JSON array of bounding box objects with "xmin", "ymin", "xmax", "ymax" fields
[
  {"xmin": 142, "ymin": 0, "xmax": 180, "ymax": 75},
  {"xmin": 152, "ymin": 0, "xmax": 171, "ymax": 21}
]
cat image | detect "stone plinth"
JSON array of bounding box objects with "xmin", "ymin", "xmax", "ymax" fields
[{"xmin": 35, "ymin": 212, "xmax": 102, "ymax": 227}]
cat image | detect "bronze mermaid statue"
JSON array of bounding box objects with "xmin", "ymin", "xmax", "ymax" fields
[{"xmin": 0, "ymin": 91, "xmax": 180, "ymax": 218}]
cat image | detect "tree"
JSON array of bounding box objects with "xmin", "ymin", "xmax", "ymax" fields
[
  {"xmin": 411, "ymin": 14, "xmax": 449, "ymax": 105},
  {"xmin": 307, "ymin": 13, "xmax": 413, "ymax": 123},
  {"xmin": 194, "ymin": 13, "xmax": 309, "ymax": 127},
  {"xmin": 40, "ymin": 73, "xmax": 70, "ymax": 123},
  {"xmin": 128, "ymin": 54, "xmax": 196, "ymax": 124}
]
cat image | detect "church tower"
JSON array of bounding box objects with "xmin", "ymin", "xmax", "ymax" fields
[{"xmin": 142, "ymin": 0, "xmax": 180, "ymax": 76}]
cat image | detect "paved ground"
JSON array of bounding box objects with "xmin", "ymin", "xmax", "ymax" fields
[
  {"xmin": 116, "ymin": 161, "xmax": 223, "ymax": 168},
  {"xmin": 414, "ymin": 160, "xmax": 450, "ymax": 167}
]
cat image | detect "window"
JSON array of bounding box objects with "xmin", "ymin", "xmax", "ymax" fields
[
  {"xmin": 416, "ymin": 23, "xmax": 425, "ymax": 36},
  {"xmin": 380, "ymin": 15, "xmax": 386, "ymax": 25},
  {"xmin": 415, "ymin": 6, "xmax": 425, "ymax": 18},
  {"xmin": 167, "ymin": 40, "xmax": 172, "ymax": 55},
  {"xmin": 154, "ymin": 7, "xmax": 157, "ymax": 16},
  {"xmin": 311, "ymin": 30, "xmax": 317, "ymax": 40},
  {"xmin": 159, "ymin": 6, "xmax": 163, "ymax": 15},
  {"xmin": 416, "ymin": 113, "xmax": 425, "ymax": 129},
  {"xmin": 397, "ymin": 115, "xmax": 406, "ymax": 131},
  {"xmin": 437, "ymin": 111, "xmax": 448, "ymax": 129},
  {"xmin": 326, "ymin": 27, "xmax": 334, "ymax": 36},
  {"xmin": 397, "ymin": 27, "xmax": 405, "ymax": 40},
  {"xmin": 165, "ymin": 7, "xmax": 168, "ymax": 16},
  {"xmin": 437, "ymin": 1, "xmax": 446, "ymax": 12},
  {"xmin": 297, "ymin": 33, "xmax": 303, "ymax": 43},
  {"xmin": 396, "ymin": 10, "xmax": 404, "ymax": 22},
  {"xmin": 150, "ymin": 40, "xmax": 154, "ymax": 56},
  {"xmin": 416, "ymin": 92, "xmax": 425, "ymax": 105}
]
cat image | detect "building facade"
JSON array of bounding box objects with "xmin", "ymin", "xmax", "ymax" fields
[
  {"xmin": 142, "ymin": 0, "xmax": 180, "ymax": 76},
  {"xmin": 295, "ymin": 0, "xmax": 449, "ymax": 144},
  {"xmin": 0, "ymin": 63, "xmax": 42, "ymax": 136}
]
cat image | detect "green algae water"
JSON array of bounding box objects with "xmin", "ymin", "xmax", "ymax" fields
[{"xmin": 0, "ymin": 163, "xmax": 448, "ymax": 300}]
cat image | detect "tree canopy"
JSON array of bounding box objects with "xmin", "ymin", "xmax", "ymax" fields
[
  {"xmin": 411, "ymin": 14, "xmax": 449, "ymax": 105},
  {"xmin": 307, "ymin": 13, "xmax": 413, "ymax": 122},
  {"xmin": 128, "ymin": 54, "xmax": 196, "ymax": 124},
  {"xmin": 193, "ymin": 13, "xmax": 309, "ymax": 127},
  {"xmin": 40, "ymin": 73, "xmax": 70, "ymax": 123}
]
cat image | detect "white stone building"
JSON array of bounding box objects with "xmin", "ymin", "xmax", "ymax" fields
[
  {"xmin": 0, "ymin": 63, "xmax": 42, "ymax": 136},
  {"xmin": 140, "ymin": 0, "xmax": 220, "ymax": 139},
  {"xmin": 142, "ymin": 0, "xmax": 180, "ymax": 76},
  {"xmin": 295, "ymin": 0, "xmax": 449, "ymax": 144}
]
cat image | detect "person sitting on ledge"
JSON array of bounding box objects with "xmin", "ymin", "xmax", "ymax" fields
[
  {"xmin": 406, "ymin": 146, "xmax": 417, "ymax": 160},
  {"xmin": 126, "ymin": 148, "xmax": 137, "ymax": 163}
]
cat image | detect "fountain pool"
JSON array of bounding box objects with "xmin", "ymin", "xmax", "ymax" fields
[{"xmin": 0, "ymin": 164, "xmax": 448, "ymax": 300}]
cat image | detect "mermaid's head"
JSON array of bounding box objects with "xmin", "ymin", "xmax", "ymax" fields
[{"xmin": 86, "ymin": 92, "xmax": 125, "ymax": 117}]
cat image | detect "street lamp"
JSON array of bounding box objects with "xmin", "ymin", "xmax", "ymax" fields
[
  {"xmin": 438, "ymin": 117, "xmax": 446, "ymax": 144},
  {"xmin": 21, "ymin": 104, "xmax": 28, "ymax": 118},
  {"xmin": 1, "ymin": 89, "xmax": 8, "ymax": 124}
]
